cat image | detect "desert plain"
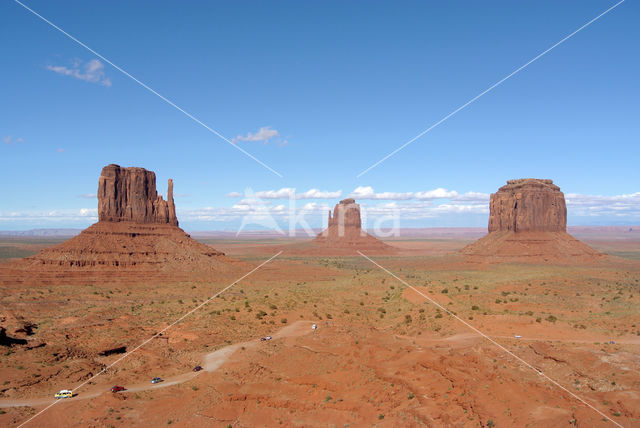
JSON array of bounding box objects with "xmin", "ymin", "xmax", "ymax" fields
[{"xmin": 1, "ymin": 226, "xmax": 639, "ymax": 427}]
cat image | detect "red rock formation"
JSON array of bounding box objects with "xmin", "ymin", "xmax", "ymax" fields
[
  {"xmin": 488, "ymin": 179, "xmax": 566, "ymax": 233},
  {"xmin": 98, "ymin": 164, "xmax": 178, "ymax": 226},
  {"xmin": 462, "ymin": 179, "xmax": 603, "ymax": 264},
  {"xmin": 310, "ymin": 199, "xmax": 394, "ymax": 254},
  {"xmin": 4, "ymin": 165, "xmax": 229, "ymax": 279}
]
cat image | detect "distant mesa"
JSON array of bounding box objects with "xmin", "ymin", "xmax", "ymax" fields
[
  {"xmin": 462, "ymin": 179, "xmax": 604, "ymax": 263},
  {"xmin": 310, "ymin": 198, "xmax": 394, "ymax": 254},
  {"xmin": 9, "ymin": 164, "xmax": 228, "ymax": 277}
]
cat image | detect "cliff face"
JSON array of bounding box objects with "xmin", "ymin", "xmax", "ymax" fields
[
  {"xmin": 97, "ymin": 164, "xmax": 178, "ymax": 226},
  {"xmin": 462, "ymin": 178, "xmax": 603, "ymax": 264},
  {"xmin": 325, "ymin": 198, "xmax": 363, "ymax": 238},
  {"xmin": 488, "ymin": 179, "xmax": 566, "ymax": 233}
]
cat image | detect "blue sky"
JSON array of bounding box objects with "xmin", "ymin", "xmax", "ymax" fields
[{"xmin": 1, "ymin": 0, "xmax": 639, "ymax": 231}]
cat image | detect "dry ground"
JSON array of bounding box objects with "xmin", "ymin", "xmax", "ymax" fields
[{"xmin": 1, "ymin": 232, "xmax": 639, "ymax": 427}]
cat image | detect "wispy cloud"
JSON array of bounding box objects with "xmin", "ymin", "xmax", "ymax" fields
[
  {"xmin": 350, "ymin": 186, "xmax": 488, "ymax": 201},
  {"xmin": 232, "ymin": 126, "xmax": 280, "ymax": 144},
  {"xmin": 566, "ymin": 192, "xmax": 640, "ymax": 217},
  {"xmin": 3, "ymin": 136, "xmax": 24, "ymax": 144},
  {"xmin": 46, "ymin": 58, "xmax": 112, "ymax": 86},
  {"xmin": 78, "ymin": 193, "xmax": 97, "ymax": 199},
  {"xmin": 227, "ymin": 188, "xmax": 341, "ymax": 200}
]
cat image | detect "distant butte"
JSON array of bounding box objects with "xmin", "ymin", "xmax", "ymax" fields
[
  {"xmin": 462, "ymin": 179, "xmax": 603, "ymax": 263},
  {"xmin": 310, "ymin": 198, "xmax": 394, "ymax": 254},
  {"xmin": 7, "ymin": 165, "xmax": 229, "ymax": 279}
]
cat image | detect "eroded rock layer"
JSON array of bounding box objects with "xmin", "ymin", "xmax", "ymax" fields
[
  {"xmin": 462, "ymin": 179, "xmax": 603, "ymax": 264},
  {"xmin": 1, "ymin": 165, "xmax": 229, "ymax": 281},
  {"xmin": 311, "ymin": 199, "xmax": 394, "ymax": 253},
  {"xmin": 488, "ymin": 179, "xmax": 566, "ymax": 233},
  {"xmin": 98, "ymin": 164, "xmax": 178, "ymax": 226}
]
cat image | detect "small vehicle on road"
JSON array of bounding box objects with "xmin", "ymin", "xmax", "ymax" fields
[
  {"xmin": 266, "ymin": 335, "xmax": 272, "ymax": 340},
  {"xmin": 54, "ymin": 389, "xmax": 72, "ymax": 399},
  {"xmin": 193, "ymin": 365, "xmax": 203, "ymax": 372},
  {"xmin": 110, "ymin": 385, "xmax": 126, "ymax": 393},
  {"xmin": 514, "ymin": 335, "xmax": 522, "ymax": 339},
  {"xmin": 312, "ymin": 324, "xmax": 317, "ymax": 330},
  {"xmin": 151, "ymin": 377, "xmax": 163, "ymax": 384},
  {"xmin": 260, "ymin": 336, "xmax": 272, "ymax": 341}
]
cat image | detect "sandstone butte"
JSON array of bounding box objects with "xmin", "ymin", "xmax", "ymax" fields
[
  {"xmin": 3, "ymin": 165, "xmax": 228, "ymax": 281},
  {"xmin": 310, "ymin": 198, "xmax": 394, "ymax": 254},
  {"xmin": 462, "ymin": 179, "xmax": 603, "ymax": 263}
]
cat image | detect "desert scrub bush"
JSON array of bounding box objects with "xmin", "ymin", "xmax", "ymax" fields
[
  {"xmin": 405, "ymin": 314, "xmax": 412, "ymax": 323},
  {"xmin": 255, "ymin": 310, "xmax": 267, "ymax": 320},
  {"xmin": 471, "ymin": 305, "xmax": 479, "ymax": 310},
  {"xmin": 281, "ymin": 318, "xmax": 287, "ymax": 324},
  {"xmin": 441, "ymin": 288, "xmax": 448, "ymax": 294},
  {"xmin": 546, "ymin": 315, "xmax": 558, "ymax": 323}
]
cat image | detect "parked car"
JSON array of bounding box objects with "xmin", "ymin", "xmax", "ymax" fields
[
  {"xmin": 312, "ymin": 324, "xmax": 317, "ymax": 330},
  {"xmin": 110, "ymin": 385, "xmax": 126, "ymax": 393},
  {"xmin": 193, "ymin": 365, "xmax": 203, "ymax": 372},
  {"xmin": 265, "ymin": 336, "xmax": 272, "ymax": 340},
  {"xmin": 54, "ymin": 389, "xmax": 72, "ymax": 399},
  {"xmin": 514, "ymin": 335, "xmax": 522, "ymax": 339},
  {"xmin": 151, "ymin": 377, "xmax": 163, "ymax": 384}
]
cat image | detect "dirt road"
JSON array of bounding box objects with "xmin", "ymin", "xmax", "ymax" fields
[{"xmin": 0, "ymin": 320, "xmax": 316, "ymax": 409}]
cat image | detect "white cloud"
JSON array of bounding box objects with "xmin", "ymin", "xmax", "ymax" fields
[
  {"xmin": 415, "ymin": 188, "xmax": 458, "ymax": 199},
  {"xmin": 350, "ymin": 186, "xmax": 414, "ymax": 200},
  {"xmin": 566, "ymin": 192, "xmax": 640, "ymax": 217},
  {"xmin": 232, "ymin": 126, "xmax": 279, "ymax": 144},
  {"xmin": 253, "ymin": 188, "xmax": 296, "ymax": 199},
  {"xmin": 350, "ymin": 186, "xmax": 481, "ymax": 201},
  {"xmin": 46, "ymin": 59, "xmax": 112, "ymax": 87},
  {"xmin": 296, "ymin": 189, "xmax": 342, "ymax": 199},
  {"xmin": 3, "ymin": 136, "xmax": 24, "ymax": 144},
  {"xmin": 79, "ymin": 193, "xmax": 97, "ymax": 199},
  {"xmin": 229, "ymin": 188, "xmax": 341, "ymax": 200},
  {"xmin": 0, "ymin": 208, "xmax": 98, "ymax": 223}
]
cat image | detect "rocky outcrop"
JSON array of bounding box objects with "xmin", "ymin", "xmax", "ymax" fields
[
  {"xmin": 462, "ymin": 179, "xmax": 604, "ymax": 264},
  {"xmin": 311, "ymin": 199, "xmax": 394, "ymax": 254},
  {"xmin": 98, "ymin": 164, "xmax": 178, "ymax": 226},
  {"xmin": 488, "ymin": 179, "xmax": 566, "ymax": 233},
  {"xmin": 323, "ymin": 198, "xmax": 364, "ymax": 239},
  {"xmin": 5, "ymin": 164, "xmax": 229, "ymax": 278}
]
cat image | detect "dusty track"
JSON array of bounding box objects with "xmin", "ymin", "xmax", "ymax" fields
[{"xmin": 0, "ymin": 320, "xmax": 316, "ymax": 409}]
